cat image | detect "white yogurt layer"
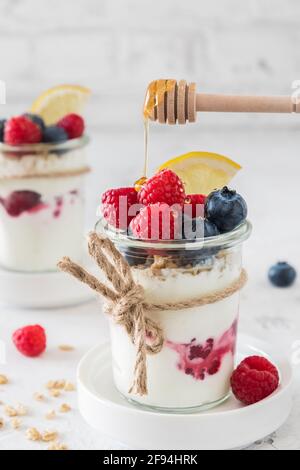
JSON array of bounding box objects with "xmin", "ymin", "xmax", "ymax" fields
[
  {"xmin": 110, "ymin": 249, "xmax": 242, "ymax": 410},
  {"xmin": 0, "ymin": 175, "xmax": 85, "ymax": 272}
]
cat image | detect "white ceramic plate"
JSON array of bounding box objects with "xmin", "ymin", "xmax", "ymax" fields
[
  {"xmin": 0, "ymin": 263, "xmax": 96, "ymax": 309},
  {"xmin": 77, "ymin": 334, "xmax": 293, "ymax": 450}
]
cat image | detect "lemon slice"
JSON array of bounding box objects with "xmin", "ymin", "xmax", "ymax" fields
[
  {"xmin": 158, "ymin": 151, "xmax": 241, "ymax": 195},
  {"xmin": 30, "ymin": 85, "xmax": 91, "ymax": 125}
]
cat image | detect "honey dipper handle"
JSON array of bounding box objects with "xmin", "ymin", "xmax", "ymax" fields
[{"xmin": 196, "ymin": 94, "xmax": 298, "ymax": 114}]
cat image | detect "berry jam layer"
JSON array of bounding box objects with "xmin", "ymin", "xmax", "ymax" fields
[
  {"xmin": 166, "ymin": 320, "xmax": 237, "ymax": 381},
  {"xmin": 0, "ymin": 177, "xmax": 85, "ymax": 272}
]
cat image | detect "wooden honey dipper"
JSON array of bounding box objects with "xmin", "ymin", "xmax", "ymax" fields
[{"xmin": 145, "ymin": 79, "xmax": 299, "ymax": 124}]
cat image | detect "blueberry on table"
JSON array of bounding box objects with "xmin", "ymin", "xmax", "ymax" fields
[
  {"xmin": 0, "ymin": 119, "xmax": 6, "ymax": 142},
  {"xmin": 43, "ymin": 126, "xmax": 68, "ymax": 143},
  {"xmin": 268, "ymin": 262, "xmax": 297, "ymax": 288},
  {"xmin": 205, "ymin": 186, "xmax": 247, "ymax": 233},
  {"xmin": 23, "ymin": 113, "xmax": 45, "ymax": 131}
]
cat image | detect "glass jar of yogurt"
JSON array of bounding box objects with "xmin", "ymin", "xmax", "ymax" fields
[
  {"xmin": 0, "ymin": 137, "xmax": 89, "ymax": 272},
  {"xmin": 97, "ymin": 219, "xmax": 251, "ymax": 412}
]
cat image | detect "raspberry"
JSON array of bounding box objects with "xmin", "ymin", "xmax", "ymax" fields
[
  {"xmin": 4, "ymin": 116, "xmax": 42, "ymax": 145},
  {"xmin": 231, "ymin": 356, "xmax": 279, "ymax": 405},
  {"xmin": 12, "ymin": 325, "xmax": 46, "ymax": 357},
  {"xmin": 185, "ymin": 194, "xmax": 206, "ymax": 218},
  {"xmin": 129, "ymin": 203, "xmax": 180, "ymax": 240},
  {"xmin": 57, "ymin": 113, "xmax": 84, "ymax": 139},
  {"xmin": 138, "ymin": 169, "xmax": 186, "ymax": 207},
  {"xmin": 23, "ymin": 113, "xmax": 45, "ymax": 131},
  {"xmin": 1, "ymin": 191, "xmax": 42, "ymax": 217},
  {"xmin": 101, "ymin": 187, "xmax": 138, "ymax": 230}
]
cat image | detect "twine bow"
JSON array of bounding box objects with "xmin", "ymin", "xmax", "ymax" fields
[
  {"xmin": 58, "ymin": 232, "xmax": 164, "ymax": 395},
  {"xmin": 58, "ymin": 231, "xmax": 247, "ymax": 396}
]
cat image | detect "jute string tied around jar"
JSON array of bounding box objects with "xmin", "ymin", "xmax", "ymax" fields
[{"xmin": 58, "ymin": 231, "xmax": 247, "ymax": 396}]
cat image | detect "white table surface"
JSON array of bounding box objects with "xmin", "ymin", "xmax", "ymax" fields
[{"xmin": 0, "ymin": 128, "xmax": 299, "ymax": 450}]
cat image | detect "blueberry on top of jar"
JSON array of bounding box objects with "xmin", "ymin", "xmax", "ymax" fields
[{"xmin": 205, "ymin": 186, "xmax": 247, "ymax": 233}]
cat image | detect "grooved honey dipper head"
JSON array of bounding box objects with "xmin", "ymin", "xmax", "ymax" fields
[{"xmin": 143, "ymin": 79, "xmax": 197, "ymax": 124}]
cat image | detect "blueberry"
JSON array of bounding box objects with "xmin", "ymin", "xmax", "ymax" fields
[
  {"xmin": 179, "ymin": 216, "xmax": 220, "ymax": 267},
  {"xmin": 205, "ymin": 186, "xmax": 247, "ymax": 233},
  {"xmin": 0, "ymin": 119, "xmax": 6, "ymax": 142},
  {"xmin": 23, "ymin": 113, "xmax": 45, "ymax": 131},
  {"xmin": 204, "ymin": 219, "xmax": 220, "ymax": 238},
  {"xmin": 268, "ymin": 262, "xmax": 297, "ymax": 288},
  {"xmin": 43, "ymin": 126, "xmax": 68, "ymax": 143},
  {"xmin": 182, "ymin": 216, "xmax": 219, "ymax": 240}
]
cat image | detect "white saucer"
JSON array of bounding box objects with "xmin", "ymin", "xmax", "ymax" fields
[
  {"xmin": 0, "ymin": 264, "xmax": 95, "ymax": 309},
  {"xmin": 77, "ymin": 334, "xmax": 293, "ymax": 450}
]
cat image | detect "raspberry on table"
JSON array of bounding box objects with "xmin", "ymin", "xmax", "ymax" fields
[
  {"xmin": 57, "ymin": 113, "xmax": 85, "ymax": 139},
  {"xmin": 101, "ymin": 187, "xmax": 138, "ymax": 230},
  {"xmin": 4, "ymin": 116, "xmax": 42, "ymax": 145},
  {"xmin": 138, "ymin": 169, "xmax": 186, "ymax": 207},
  {"xmin": 129, "ymin": 202, "xmax": 180, "ymax": 240},
  {"xmin": 12, "ymin": 325, "xmax": 46, "ymax": 357},
  {"xmin": 230, "ymin": 355, "xmax": 279, "ymax": 405}
]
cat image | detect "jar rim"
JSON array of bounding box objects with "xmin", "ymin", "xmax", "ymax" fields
[
  {"xmin": 0, "ymin": 135, "xmax": 89, "ymax": 153},
  {"xmin": 95, "ymin": 218, "xmax": 252, "ymax": 251}
]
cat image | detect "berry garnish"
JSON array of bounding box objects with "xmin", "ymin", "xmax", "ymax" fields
[
  {"xmin": 101, "ymin": 187, "xmax": 138, "ymax": 230},
  {"xmin": 129, "ymin": 203, "xmax": 180, "ymax": 240},
  {"xmin": 57, "ymin": 113, "xmax": 84, "ymax": 139},
  {"xmin": 23, "ymin": 113, "xmax": 45, "ymax": 131},
  {"xmin": 43, "ymin": 125, "xmax": 68, "ymax": 143},
  {"xmin": 12, "ymin": 325, "xmax": 46, "ymax": 357},
  {"xmin": 182, "ymin": 216, "xmax": 219, "ymax": 240},
  {"xmin": 185, "ymin": 194, "xmax": 206, "ymax": 218},
  {"xmin": 205, "ymin": 186, "xmax": 247, "ymax": 233},
  {"xmin": 0, "ymin": 119, "xmax": 6, "ymax": 142},
  {"xmin": 1, "ymin": 191, "xmax": 42, "ymax": 217},
  {"xmin": 4, "ymin": 116, "xmax": 42, "ymax": 145},
  {"xmin": 138, "ymin": 169, "xmax": 186, "ymax": 207},
  {"xmin": 231, "ymin": 356, "xmax": 279, "ymax": 405},
  {"xmin": 268, "ymin": 262, "xmax": 297, "ymax": 288}
]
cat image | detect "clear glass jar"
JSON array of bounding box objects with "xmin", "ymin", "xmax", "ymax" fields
[
  {"xmin": 0, "ymin": 137, "xmax": 89, "ymax": 272},
  {"xmin": 97, "ymin": 219, "xmax": 251, "ymax": 412}
]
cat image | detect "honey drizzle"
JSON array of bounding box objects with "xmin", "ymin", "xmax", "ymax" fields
[{"xmin": 141, "ymin": 79, "xmax": 176, "ymax": 179}]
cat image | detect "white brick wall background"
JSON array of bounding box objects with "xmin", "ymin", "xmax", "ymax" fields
[{"xmin": 0, "ymin": 0, "xmax": 300, "ymax": 131}]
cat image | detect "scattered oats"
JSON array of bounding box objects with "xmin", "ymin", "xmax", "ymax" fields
[
  {"xmin": 16, "ymin": 404, "xmax": 27, "ymax": 416},
  {"xmin": 47, "ymin": 441, "xmax": 68, "ymax": 450},
  {"xmin": 11, "ymin": 418, "xmax": 21, "ymax": 429},
  {"xmin": 34, "ymin": 392, "xmax": 45, "ymax": 402},
  {"xmin": 0, "ymin": 417, "xmax": 4, "ymax": 429},
  {"xmin": 42, "ymin": 430, "xmax": 58, "ymax": 442},
  {"xmin": 0, "ymin": 375, "xmax": 8, "ymax": 385},
  {"xmin": 59, "ymin": 345, "xmax": 74, "ymax": 352},
  {"xmin": 46, "ymin": 380, "xmax": 65, "ymax": 390},
  {"xmin": 49, "ymin": 389, "xmax": 61, "ymax": 398},
  {"xmin": 64, "ymin": 382, "xmax": 75, "ymax": 392},
  {"xmin": 26, "ymin": 427, "xmax": 41, "ymax": 441},
  {"xmin": 59, "ymin": 403, "xmax": 71, "ymax": 413},
  {"xmin": 45, "ymin": 410, "xmax": 56, "ymax": 420},
  {"xmin": 4, "ymin": 405, "xmax": 18, "ymax": 417}
]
